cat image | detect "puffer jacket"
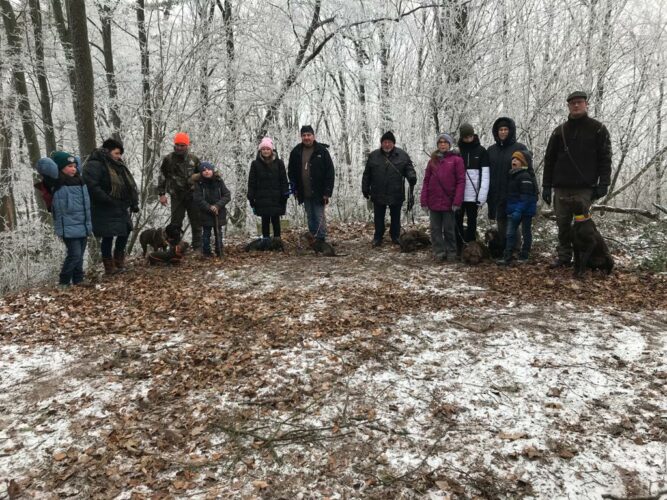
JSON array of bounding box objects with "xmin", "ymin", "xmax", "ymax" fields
[
  {"xmin": 36, "ymin": 157, "xmax": 93, "ymax": 239},
  {"xmin": 362, "ymin": 147, "xmax": 417, "ymax": 206},
  {"xmin": 506, "ymin": 153, "xmax": 538, "ymax": 218},
  {"xmin": 192, "ymin": 172, "xmax": 231, "ymax": 226},
  {"xmin": 457, "ymin": 135, "xmax": 490, "ymax": 204},
  {"xmin": 248, "ymin": 152, "xmax": 289, "ymax": 217},
  {"xmin": 420, "ymin": 151, "xmax": 465, "ymax": 211},
  {"xmin": 287, "ymin": 141, "xmax": 335, "ymax": 204},
  {"xmin": 487, "ymin": 117, "xmax": 528, "ymax": 219}
]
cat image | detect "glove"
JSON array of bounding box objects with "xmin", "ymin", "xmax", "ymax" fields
[
  {"xmin": 131, "ymin": 205, "xmax": 140, "ymax": 213},
  {"xmin": 542, "ymin": 187, "xmax": 552, "ymax": 205},
  {"xmin": 452, "ymin": 205, "xmax": 461, "ymax": 213},
  {"xmin": 592, "ymin": 185, "xmax": 608, "ymax": 200},
  {"xmin": 323, "ymin": 196, "xmax": 330, "ymax": 205},
  {"xmin": 363, "ymin": 192, "xmax": 370, "ymax": 200}
]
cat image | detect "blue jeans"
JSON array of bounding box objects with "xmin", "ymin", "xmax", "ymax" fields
[
  {"xmin": 373, "ymin": 203, "xmax": 401, "ymax": 242},
  {"xmin": 304, "ymin": 198, "xmax": 326, "ymax": 240},
  {"xmin": 505, "ymin": 212, "xmax": 532, "ymax": 259},
  {"xmin": 101, "ymin": 235, "xmax": 128, "ymax": 258},
  {"xmin": 202, "ymin": 226, "xmax": 224, "ymax": 255},
  {"xmin": 61, "ymin": 237, "xmax": 87, "ymax": 285}
]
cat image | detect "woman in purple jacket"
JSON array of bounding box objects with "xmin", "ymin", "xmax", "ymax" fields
[{"xmin": 420, "ymin": 133, "xmax": 465, "ymax": 262}]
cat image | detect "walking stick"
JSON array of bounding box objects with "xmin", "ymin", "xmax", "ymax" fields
[{"xmin": 213, "ymin": 212, "xmax": 222, "ymax": 258}]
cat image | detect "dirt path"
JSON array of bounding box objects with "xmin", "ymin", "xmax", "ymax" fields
[{"xmin": 1, "ymin": 225, "xmax": 666, "ymax": 499}]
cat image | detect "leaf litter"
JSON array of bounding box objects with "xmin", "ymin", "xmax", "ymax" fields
[{"xmin": 0, "ymin": 222, "xmax": 666, "ymax": 499}]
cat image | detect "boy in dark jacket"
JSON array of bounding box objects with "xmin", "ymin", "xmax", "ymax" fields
[
  {"xmin": 192, "ymin": 162, "xmax": 231, "ymax": 257},
  {"xmin": 498, "ymin": 151, "xmax": 538, "ymax": 265},
  {"xmin": 37, "ymin": 152, "xmax": 93, "ymax": 286}
]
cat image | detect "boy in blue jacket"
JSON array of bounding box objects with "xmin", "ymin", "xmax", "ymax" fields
[
  {"xmin": 37, "ymin": 151, "xmax": 93, "ymax": 286},
  {"xmin": 498, "ymin": 150, "xmax": 537, "ymax": 265}
]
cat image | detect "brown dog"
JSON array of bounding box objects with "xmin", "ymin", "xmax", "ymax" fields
[
  {"xmin": 299, "ymin": 232, "xmax": 347, "ymax": 257},
  {"xmin": 140, "ymin": 228, "xmax": 168, "ymax": 257},
  {"xmin": 570, "ymin": 201, "xmax": 614, "ymax": 277},
  {"xmin": 461, "ymin": 240, "xmax": 490, "ymax": 265},
  {"xmin": 398, "ymin": 229, "xmax": 431, "ymax": 253}
]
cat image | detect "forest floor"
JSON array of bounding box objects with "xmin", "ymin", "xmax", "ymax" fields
[{"xmin": 1, "ymin": 221, "xmax": 666, "ymax": 499}]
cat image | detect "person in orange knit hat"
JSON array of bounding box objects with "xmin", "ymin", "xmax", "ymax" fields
[{"xmin": 157, "ymin": 132, "xmax": 202, "ymax": 249}]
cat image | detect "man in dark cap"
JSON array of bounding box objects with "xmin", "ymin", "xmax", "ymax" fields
[
  {"xmin": 287, "ymin": 125, "xmax": 335, "ymax": 241},
  {"xmin": 542, "ymin": 91, "xmax": 612, "ymax": 268},
  {"xmin": 362, "ymin": 131, "xmax": 417, "ymax": 246}
]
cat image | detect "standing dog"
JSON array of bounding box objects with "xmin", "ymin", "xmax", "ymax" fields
[
  {"xmin": 570, "ymin": 200, "xmax": 614, "ymax": 277},
  {"xmin": 140, "ymin": 228, "xmax": 168, "ymax": 257}
]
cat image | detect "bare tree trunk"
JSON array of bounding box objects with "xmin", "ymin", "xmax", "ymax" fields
[
  {"xmin": 378, "ymin": 22, "xmax": 392, "ymax": 131},
  {"xmin": 0, "ymin": 0, "xmax": 47, "ymax": 217},
  {"xmin": 593, "ymin": 0, "xmax": 613, "ymax": 116},
  {"xmin": 352, "ymin": 35, "xmax": 371, "ymax": 157},
  {"xmin": 66, "ymin": 0, "xmax": 96, "ymax": 157},
  {"xmin": 656, "ymin": 75, "xmax": 664, "ymax": 211},
  {"xmin": 98, "ymin": 2, "xmax": 122, "ymax": 140},
  {"xmin": 51, "ymin": 0, "xmax": 78, "ymax": 128},
  {"xmin": 0, "ymin": 62, "xmax": 17, "ymax": 231},
  {"xmin": 28, "ymin": 0, "xmax": 57, "ymax": 154}
]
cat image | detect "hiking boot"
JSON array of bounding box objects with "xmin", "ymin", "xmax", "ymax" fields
[
  {"xmin": 391, "ymin": 238, "xmax": 400, "ymax": 245},
  {"xmin": 103, "ymin": 258, "xmax": 118, "ymax": 275},
  {"xmin": 113, "ymin": 253, "xmax": 127, "ymax": 272},
  {"xmin": 496, "ymin": 257, "xmax": 512, "ymax": 266},
  {"xmin": 548, "ymin": 258, "xmax": 571, "ymax": 269},
  {"xmin": 372, "ymin": 239, "xmax": 383, "ymax": 248}
]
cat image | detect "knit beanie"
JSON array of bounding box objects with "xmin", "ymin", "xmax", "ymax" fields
[
  {"xmin": 102, "ymin": 138, "xmax": 124, "ymax": 154},
  {"xmin": 436, "ymin": 133, "xmax": 453, "ymax": 146},
  {"xmin": 199, "ymin": 161, "xmax": 215, "ymax": 172},
  {"xmin": 258, "ymin": 137, "xmax": 274, "ymax": 150},
  {"xmin": 459, "ymin": 123, "xmax": 475, "ymax": 138},
  {"xmin": 380, "ymin": 131, "xmax": 396, "ymax": 144},
  {"xmin": 51, "ymin": 151, "xmax": 76, "ymax": 170},
  {"xmin": 512, "ymin": 150, "xmax": 528, "ymax": 167},
  {"xmin": 174, "ymin": 132, "xmax": 190, "ymax": 146},
  {"xmin": 300, "ymin": 125, "xmax": 315, "ymax": 135}
]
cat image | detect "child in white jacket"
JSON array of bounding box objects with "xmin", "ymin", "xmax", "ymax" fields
[{"xmin": 455, "ymin": 123, "xmax": 490, "ymax": 256}]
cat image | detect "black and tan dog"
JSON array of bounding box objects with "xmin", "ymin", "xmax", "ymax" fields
[
  {"xmin": 571, "ymin": 201, "xmax": 614, "ymax": 278},
  {"xmin": 139, "ymin": 227, "xmax": 168, "ymax": 257},
  {"xmin": 398, "ymin": 229, "xmax": 431, "ymax": 253},
  {"xmin": 484, "ymin": 228, "xmax": 504, "ymax": 259},
  {"xmin": 244, "ymin": 237, "xmax": 284, "ymax": 252}
]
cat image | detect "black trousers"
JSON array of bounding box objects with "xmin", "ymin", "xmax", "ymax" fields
[
  {"xmin": 373, "ymin": 203, "xmax": 401, "ymax": 241},
  {"xmin": 455, "ymin": 201, "xmax": 479, "ymax": 253},
  {"xmin": 261, "ymin": 215, "xmax": 281, "ymax": 238}
]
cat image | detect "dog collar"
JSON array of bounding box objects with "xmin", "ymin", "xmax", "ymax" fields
[{"xmin": 573, "ymin": 214, "xmax": 591, "ymax": 222}]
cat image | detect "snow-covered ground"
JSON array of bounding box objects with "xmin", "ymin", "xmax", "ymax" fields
[{"xmin": 1, "ymin": 227, "xmax": 665, "ymax": 498}]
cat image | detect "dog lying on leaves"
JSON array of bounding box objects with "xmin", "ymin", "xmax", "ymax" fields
[
  {"xmin": 139, "ymin": 227, "xmax": 168, "ymax": 257},
  {"xmin": 570, "ymin": 200, "xmax": 614, "ymax": 278},
  {"xmin": 398, "ymin": 229, "xmax": 431, "ymax": 253},
  {"xmin": 244, "ymin": 237, "xmax": 284, "ymax": 252},
  {"xmin": 299, "ymin": 232, "xmax": 347, "ymax": 257},
  {"xmin": 461, "ymin": 240, "xmax": 490, "ymax": 265}
]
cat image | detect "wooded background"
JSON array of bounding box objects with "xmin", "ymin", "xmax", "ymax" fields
[{"xmin": 0, "ymin": 0, "xmax": 665, "ymax": 239}]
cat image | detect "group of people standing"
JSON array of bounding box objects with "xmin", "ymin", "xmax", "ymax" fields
[{"xmin": 38, "ymin": 89, "xmax": 611, "ymax": 287}]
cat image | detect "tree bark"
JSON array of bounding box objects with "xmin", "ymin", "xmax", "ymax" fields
[
  {"xmin": 51, "ymin": 0, "xmax": 78, "ymax": 119},
  {"xmin": 0, "ymin": 61, "xmax": 17, "ymax": 231},
  {"xmin": 28, "ymin": 0, "xmax": 57, "ymax": 154},
  {"xmin": 98, "ymin": 1, "xmax": 122, "ymax": 140},
  {"xmin": 66, "ymin": 0, "xmax": 97, "ymax": 158}
]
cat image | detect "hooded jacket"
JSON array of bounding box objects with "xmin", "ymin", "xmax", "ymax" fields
[
  {"xmin": 362, "ymin": 146, "xmax": 417, "ymax": 206},
  {"xmin": 457, "ymin": 135, "xmax": 490, "ymax": 205},
  {"xmin": 287, "ymin": 141, "xmax": 335, "ymax": 204},
  {"xmin": 487, "ymin": 117, "xmax": 528, "ymax": 219},
  {"xmin": 420, "ymin": 150, "xmax": 465, "ymax": 211},
  {"xmin": 192, "ymin": 172, "xmax": 232, "ymax": 226},
  {"xmin": 248, "ymin": 152, "xmax": 289, "ymax": 217},
  {"xmin": 506, "ymin": 150, "xmax": 538, "ymax": 217},
  {"xmin": 543, "ymin": 113, "xmax": 612, "ymax": 190},
  {"xmin": 36, "ymin": 157, "xmax": 92, "ymax": 239}
]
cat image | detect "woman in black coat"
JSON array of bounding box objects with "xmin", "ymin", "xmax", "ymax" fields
[
  {"xmin": 248, "ymin": 137, "xmax": 289, "ymax": 239},
  {"xmin": 82, "ymin": 138, "xmax": 139, "ymax": 274}
]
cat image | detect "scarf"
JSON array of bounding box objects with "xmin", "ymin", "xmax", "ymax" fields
[
  {"xmin": 107, "ymin": 157, "xmax": 138, "ymax": 201},
  {"xmin": 58, "ymin": 171, "xmax": 85, "ymax": 187}
]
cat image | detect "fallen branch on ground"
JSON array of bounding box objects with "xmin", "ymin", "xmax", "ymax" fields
[{"xmin": 540, "ymin": 205, "xmax": 658, "ymax": 219}]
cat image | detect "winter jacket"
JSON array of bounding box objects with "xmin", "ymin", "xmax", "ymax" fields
[
  {"xmin": 248, "ymin": 153, "xmax": 289, "ymax": 217},
  {"xmin": 36, "ymin": 157, "xmax": 93, "ymax": 239},
  {"xmin": 506, "ymin": 152, "xmax": 538, "ymax": 217},
  {"xmin": 487, "ymin": 117, "xmax": 528, "ymax": 219},
  {"xmin": 543, "ymin": 113, "xmax": 612, "ymax": 190},
  {"xmin": 457, "ymin": 135, "xmax": 490, "ymax": 205},
  {"xmin": 157, "ymin": 152, "xmax": 201, "ymax": 196},
  {"xmin": 83, "ymin": 148, "xmax": 138, "ymax": 238},
  {"xmin": 192, "ymin": 172, "xmax": 231, "ymax": 226},
  {"xmin": 420, "ymin": 151, "xmax": 465, "ymax": 212},
  {"xmin": 362, "ymin": 147, "xmax": 417, "ymax": 206},
  {"xmin": 287, "ymin": 142, "xmax": 335, "ymax": 204}
]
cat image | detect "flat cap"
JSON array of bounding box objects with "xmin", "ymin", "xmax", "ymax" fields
[{"xmin": 566, "ymin": 91, "xmax": 588, "ymax": 102}]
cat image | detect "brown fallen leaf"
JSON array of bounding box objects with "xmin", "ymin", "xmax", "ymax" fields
[
  {"xmin": 498, "ymin": 431, "xmax": 529, "ymax": 441},
  {"xmin": 53, "ymin": 451, "xmax": 67, "ymax": 461},
  {"xmin": 252, "ymin": 480, "xmax": 269, "ymax": 490},
  {"xmin": 7, "ymin": 479, "xmax": 21, "ymax": 499}
]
